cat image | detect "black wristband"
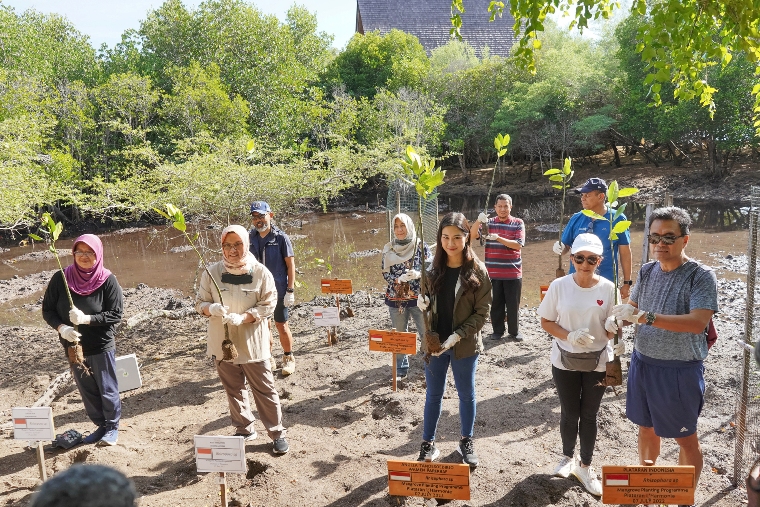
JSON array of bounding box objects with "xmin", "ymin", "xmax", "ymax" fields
[
  {"xmin": 286, "ymin": 288, "xmax": 294, "ymax": 293},
  {"xmin": 623, "ymin": 280, "xmax": 633, "ymax": 285},
  {"xmin": 645, "ymin": 311, "xmax": 656, "ymax": 325}
]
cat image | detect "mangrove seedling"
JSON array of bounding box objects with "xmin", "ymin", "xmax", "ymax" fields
[
  {"xmin": 581, "ymin": 181, "xmax": 639, "ymax": 386},
  {"xmin": 543, "ymin": 157, "xmax": 574, "ymax": 277},
  {"xmin": 30, "ymin": 213, "xmax": 88, "ymax": 372},
  {"xmin": 480, "ymin": 133, "xmax": 510, "ymax": 245},
  {"xmin": 154, "ymin": 204, "xmax": 238, "ymax": 360}
]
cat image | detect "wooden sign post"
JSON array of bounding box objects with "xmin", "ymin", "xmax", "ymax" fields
[
  {"xmin": 13, "ymin": 407, "xmax": 55, "ymax": 481},
  {"xmin": 321, "ymin": 279, "xmax": 353, "ymax": 346},
  {"xmin": 601, "ymin": 464, "xmax": 695, "ymax": 505},
  {"xmin": 369, "ymin": 329, "xmax": 417, "ymax": 391},
  {"xmin": 387, "ymin": 460, "xmax": 470, "ymax": 500},
  {"xmin": 194, "ymin": 435, "xmax": 247, "ymax": 506}
]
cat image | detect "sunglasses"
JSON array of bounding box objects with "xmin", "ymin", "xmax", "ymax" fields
[
  {"xmin": 572, "ymin": 254, "xmax": 599, "ymax": 265},
  {"xmin": 648, "ymin": 233, "xmax": 684, "ymax": 245}
]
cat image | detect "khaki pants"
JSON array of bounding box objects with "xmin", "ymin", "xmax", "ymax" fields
[{"xmin": 215, "ymin": 359, "xmax": 285, "ymax": 440}]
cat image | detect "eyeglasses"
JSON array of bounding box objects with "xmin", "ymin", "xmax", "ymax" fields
[
  {"xmin": 572, "ymin": 254, "xmax": 599, "ymax": 265},
  {"xmin": 73, "ymin": 251, "xmax": 95, "ymax": 258},
  {"xmin": 222, "ymin": 242, "xmax": 244, "ymax": 251},
  {"xmin": 648, "ymin": 233, "xmax": 684, "ymax": 245}
]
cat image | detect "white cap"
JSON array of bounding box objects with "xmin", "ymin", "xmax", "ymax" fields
[{"xmin": 570, "ymin": 233, "xmax": 603, "ymax": 256}]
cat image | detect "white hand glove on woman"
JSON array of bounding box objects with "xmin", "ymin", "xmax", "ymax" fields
[
  {"xmin": 485, "ymin": 233, "xmax": 499, "ymax": 241},
  {"xmin": 283, "ymin": 292, "xmax": 295, "ymax": 307},
  {"xmin": 612, "ymin": 340, "xmax": 626, "ymax": 356},
  {"xmin": 567, "ymin": 328, "xmax": 593, "ymax": 347},
  {"xmin": 552, "ymin": 241, "xmax": 565, "ymax": 256},
  {"xmin": 69, "ymin": 307, "xmax": 91, "ymax": 325},
  {"xmin": 612, "ymin": 304, "xmax": 645, "ymax": 323},
  {"xmin": 417, "ymin": 294, "xmax": 429, "ymax": 310},
  {"xmin": 477, "ymin": 212, "xmax": 489, "ymax": 223},
  {"xmin": 604, "ymin": 315, "xmax": 619, "ymax": 333},
  {"xmin": 207, "ymin": 303, "xmax": 229, "ymax": 317},
  {"xmin": 398, "ymin": 270, "xmax": 421, "ymax": 283},
  {"xmin": 222, "ymin": 313, "xmax": 245, "ymax": 326},
  {"xmin": 433, "ymin": 333, "xmax": 461, "ymax": 356},
  {"xmin": 58, "ymin": 325, "xmax": 81, "ymax": 343}
]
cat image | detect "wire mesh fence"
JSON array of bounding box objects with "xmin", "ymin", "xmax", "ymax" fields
[
  {"xmin": 734, "ymin": 185, "xmax": 760, "ymax": 485},
  {"xmin": 386, "ymin": 179, "xmax": 439, "ymax": 245}
]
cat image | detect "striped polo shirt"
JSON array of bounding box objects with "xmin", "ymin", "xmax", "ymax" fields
[{"xmin": 483, "ymin": 216, "xmax": 525, "ymax": 280}]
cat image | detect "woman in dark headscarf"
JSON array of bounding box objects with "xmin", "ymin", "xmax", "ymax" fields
[{"xmin": 42, "ymin": 234, "xmax": 124, "ymax": 446}]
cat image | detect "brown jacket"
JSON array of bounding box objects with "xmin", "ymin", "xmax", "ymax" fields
[{"xmin": 423, "ymin": 259, "xmax": 492, "ymax": 359}]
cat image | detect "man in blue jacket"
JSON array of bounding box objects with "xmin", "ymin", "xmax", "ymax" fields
[{"xmin": 249, "ymin": 201, "xmax": 297, "ymax": 375}]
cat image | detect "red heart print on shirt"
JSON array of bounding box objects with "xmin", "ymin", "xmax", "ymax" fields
[{"xmin": 597, "ymin": 300, "xmax": 603, "ymax": 306}]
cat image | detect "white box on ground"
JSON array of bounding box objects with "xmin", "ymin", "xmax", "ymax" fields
[
  {"xmin": 313, "ymin": 307, "xmax": 340, "ymax": 327},
  {"xmin": 12, "ymin": 407, "xmax": 55, "ymax": 441},
  {"xmin": 115, "ymin": 354, "xmax": 142, "ymax": 392},
  {"xmin": 194, "ymin": 435, "xmax": 247, "ymax": 473}
]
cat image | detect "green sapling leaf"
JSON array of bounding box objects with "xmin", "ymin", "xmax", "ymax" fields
[
  {"xmin": 29, "ymin": 233, "xmax": 43, "ymax": 241},
  {"xmin": 543, "ymin": 169, "xmax": 561, "ymax": 175},
  {"xmin": 549, "ymin": 175, "xmax": 564, "ymax": 182},
  {"xmin": 563, "ymin": 158, "xmax": 572, "ymax": 175},
  {"xmin": 617, "ymin": 188, "xmax": 639, "ymax": 198},
  {"xmin": 582, "ymin": 209, "xmax": 606, "ymax": 220},
  {"xmin": 612, "ymin": 220, "xmax": 632, "ymax": 234}
]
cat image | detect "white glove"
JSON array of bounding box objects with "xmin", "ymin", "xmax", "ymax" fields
[
  {"xmin": 58, "ymin": 324, "xmax": 81, "ymax": 343},
  {"xmin": 477, "ymin": 212, "xmax": 489, "ymax": 223},
  {"xmin": 485, "ymin": 233, "xmax": 499, "ymax": 241},
  {"xmin": 222, "ymin": 313, "xmax": 245, "ymax": 326},
  {"xmin": 612, "ymin": 304, "xmax": 646, "ymax": 323},
  {"xmin": 612, "ymin": 340, "xmax": 626, "ymax": 356},
  {"xmin": 604, "ymin": 315, "xmax": 619, "ymax": 333},
  {"xmin": 417, "ymin": 294, "xmax": 429, "ymax": 310},
  {"xmin": 207, "ymin": 303, "xmax": 229, "ymax": 317},
  {"xmin": 398, "ymin": 270, "xmax": 421, "ymax": 283},
  {"xmin": 283, "ymin": 292, "xmax": 295, "ymax": 307},
  {"xmin": 433, "ymin": 333, "xmax": 461, "ymax": 356},
  {"xmin": 566, "ymin": 328, "xmax": 593, "ymax": 347},
  {"xmin": 552, "ymin": 241, "xmax": 564, "ymax": 256},
  {"xmin": 69, "ymin": 307, "xmax": 91, "ymax": 325}
]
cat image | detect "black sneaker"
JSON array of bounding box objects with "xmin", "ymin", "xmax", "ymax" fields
[
  {"xmin": 507, "ymin": 333, "xmax": 524, "ymax": 342},
  {"xmin": 234, "ymin": 430, "xmax": 257, "ymax": 441},
  {"xmin": 273, "ymin": 437, "xmax": 289, "ymax": 454},
  {"xmin": 417, "ymin": 441, "xmax": 440, "ymax": 462},
  {"xmin": 458, "ymin": 437, "xmax": 479, "ymax": 467},
  {"xmin": 488, "ymin": 333, "xmax": 504, "ymax": 340}
]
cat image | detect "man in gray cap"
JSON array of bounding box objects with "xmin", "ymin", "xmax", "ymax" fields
[
  {"xmin": 249, "ymin": 201, "xmax": 297, "ymax": 375},
  {"xmin": 553, "ymin": 177, "xmax": 633, "ymax": 299}
]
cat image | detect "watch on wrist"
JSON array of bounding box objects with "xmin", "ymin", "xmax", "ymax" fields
[
  {"xmin": 623, "ymin": 280, "xmax": 633, "ymax": 285},
  {"xmin": 286, "ymin": 288, "xmax": 294, "ymax": 293},
  {"xmin": 645, "ymin": 311, "xmax": 656, "ymax": 325}
]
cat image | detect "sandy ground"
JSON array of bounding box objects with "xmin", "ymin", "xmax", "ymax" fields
[{"xmin": 0, "ymin": 252, "xmax": 755, "ymax": 507}]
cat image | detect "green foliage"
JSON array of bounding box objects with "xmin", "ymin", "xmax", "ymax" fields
[
  {"xmin": 401, "ymin": 146, "xmax": 445, "ymax": 200},
  {"xmin": 326, "ymin": 30, "xmax": 430, "ymax": 98}
]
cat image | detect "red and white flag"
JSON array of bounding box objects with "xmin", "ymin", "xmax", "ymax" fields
[
  {"xmin": 389, "ymin": 471, "xmax": 411, "ymax": 481},
  {"xmin": 605, "ymin": 474, "xmax": 629, "ymax": 486}
]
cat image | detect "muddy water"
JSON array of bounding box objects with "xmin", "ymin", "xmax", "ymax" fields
[{"xmin": 0, "ymin": 200, "xmax": 752, "ymax": 327}]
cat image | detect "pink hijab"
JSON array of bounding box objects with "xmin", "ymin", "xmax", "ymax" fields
[
  {"xmin": 221, "ymin": 225, "xmax": 258, "ymax": 275},
  {"xmin": 64, "ymin": 234, "xmax": 113, "ymax": 296}
]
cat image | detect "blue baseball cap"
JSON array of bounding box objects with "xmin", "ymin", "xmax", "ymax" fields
[
  {"xmin": 249, "ymin": 201, "xmax": 271, "ymax": 214},
  {"xmin": 575, "ymin": 177, "xmax": 608, "ymax": 194}
]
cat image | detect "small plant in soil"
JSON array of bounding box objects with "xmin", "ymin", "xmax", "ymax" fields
[
  {"xmin": 30, "ymin": 213, "xmax": 89, "ymax": 373},
  {"xmin": 154, "ymin": 204, "xmax": 238, "ymax": 360},
  {"xmin": 543, "ymin": 157, "xmax": 574, "ymax": 277}
]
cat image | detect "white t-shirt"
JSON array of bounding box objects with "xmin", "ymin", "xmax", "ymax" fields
[{"xmin": 537, "ymin": 274, "xmax": 617, "ymax": 372}]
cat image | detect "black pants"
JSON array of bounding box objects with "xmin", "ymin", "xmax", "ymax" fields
[
  {"xmin": 490, "ymin": 278, "xmax": 522, "ymax": 336},
  {"xmin": 552, "ymin": 366, "xmax": 606, "ymax": 466}
]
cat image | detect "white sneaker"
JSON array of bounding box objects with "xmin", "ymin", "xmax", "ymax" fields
[
  {"xmin": 281, "ymin": 354, "xmax": 295, "ymax": 376},
  {"xmin": 571, "ymin": 462, "xmax": 602, "ymax": 496},
  {"xmin": 553, "ymin": 455, "xmax": 574, "ymax": 478},
  {"xmin": 269, "ymin": 356, "xmax": 277, "ymax": 370}
]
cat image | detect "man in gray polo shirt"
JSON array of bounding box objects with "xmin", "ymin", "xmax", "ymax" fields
[{"xmin": 612, "ymin": 206, "xmax": 718, "ymax": 503}]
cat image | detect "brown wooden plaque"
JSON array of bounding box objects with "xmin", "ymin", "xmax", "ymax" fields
[
  {"xmin": 368, "ymin": 330, "xmax": 417, "ymax": 355},
  {"xmin": 387, "ymin": 460, "xmax": 470, "ymax": 500},
  {"xmin": 601, "ymin": 465, "xmax": 695, "ymax": 505},
  {"xmin": 320, "ymin": 278, "xmax": 353, "ymax": 294}
]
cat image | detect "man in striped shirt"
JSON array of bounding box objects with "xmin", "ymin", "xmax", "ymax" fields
[{"xmin": 471, "ymin": 194, "xmax": 526, "ymax": 342}]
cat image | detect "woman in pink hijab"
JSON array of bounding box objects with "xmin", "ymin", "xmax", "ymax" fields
[{"xmin": 42, "ymin": 234, "xmax": 124, "ymax": 446}]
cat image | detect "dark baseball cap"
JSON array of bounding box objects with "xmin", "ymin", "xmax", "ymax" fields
[
  {"xmin": 575, "ymin": 177, "xmax": 608, "ymax": 194},
  {"xmin": 249, "ymin": 201, "xmax": 271, "ymax": 214}
]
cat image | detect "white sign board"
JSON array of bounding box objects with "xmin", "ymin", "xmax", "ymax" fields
[
  {"xmin": 313, "ymin": 307, "xmax": 340, "ymax": 327},
  {"xmin": 116, "ymin": 354, "xmax": 143, "ymax": 393},
  {"xmin": 194, "ymin": 435, "xmax": 247, "ymax": 473},
  {"xmin": 13, "ymin": 407, "xmax": 55, "ymax": 441}
]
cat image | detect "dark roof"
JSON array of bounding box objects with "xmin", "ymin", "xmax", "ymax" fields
[{"xmin": 356, "ymin": 0, "xmax": 518, "ymax": 57}]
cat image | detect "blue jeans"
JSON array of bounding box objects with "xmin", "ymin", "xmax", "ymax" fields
[
  {"xmin": 422, "ymin": 348, "xmax": 479, "ymax": 442},
  {"xmin": 388, "ymin": 305, "xmax": 426, "ymax": 376},
  {"xmin": 71, "ymin": 349, "xmax": 121, "ymax": 430}
]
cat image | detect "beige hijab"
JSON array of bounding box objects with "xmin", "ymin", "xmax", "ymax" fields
[
  {"xmin": 382, "ymin": 213, "xmax": 419, "ymax": 272},
  {"xmin": 221, "ymin": 225, "xmax": 258, "ymax": 275}
]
